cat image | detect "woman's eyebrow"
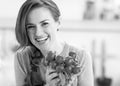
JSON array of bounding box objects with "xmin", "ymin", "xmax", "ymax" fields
[
  {"xmin": 26, "ymin": 19, "xmax": 49, "ymax": 26},
  {"xmin": 26, "ymin": 23, "xmax": 34, "ymax": 27},
  {"xmin": 39, "ymin": 19, "xmax": 49, "ymax": 23}
]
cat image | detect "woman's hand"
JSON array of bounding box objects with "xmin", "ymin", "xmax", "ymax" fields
[
  {"xmin": 45, "ymin": 67, "xmax": 60, "ymax": 86},
  {"xmin": 59, "ymin": 73, "xmax": 76, "ymax": 86},
  {"xmin": 45, "ymin": 67, "xmax": 76, "ymax": 86},
  {"xmin": 58, "ymin": 73, "xmax": 66, "ymax": 86}
]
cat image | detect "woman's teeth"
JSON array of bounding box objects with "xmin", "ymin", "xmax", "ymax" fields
[{"xmin": 36, "ymin": 37, "xmax": 48, "ymax": 42}]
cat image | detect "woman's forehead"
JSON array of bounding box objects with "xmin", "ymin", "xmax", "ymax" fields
[{"xmin": 26, "ymin": 7, "xmax": 54, "ymax": 24}]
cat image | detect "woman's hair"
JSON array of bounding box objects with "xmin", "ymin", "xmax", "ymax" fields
[{"xmin": 15, "ymin": 0, "xmax": 61, "ymax": 47}]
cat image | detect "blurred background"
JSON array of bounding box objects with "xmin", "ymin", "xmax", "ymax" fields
[{"xmin": 0, "ymin": 0, "xmax": 120, "ymax": 86}]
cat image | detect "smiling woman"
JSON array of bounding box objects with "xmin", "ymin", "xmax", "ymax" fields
[
  {"xmin": 26, "ymin": 7, "xmax": 60, "ymax": 55},
  {"xmin": 14, "ymin": 0, "xmax": 94, "ymax": 86}
]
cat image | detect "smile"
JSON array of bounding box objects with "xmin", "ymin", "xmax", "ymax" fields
[{"xmin": 35, "ymin": 36, "xmax": 49, "ymax": 43}]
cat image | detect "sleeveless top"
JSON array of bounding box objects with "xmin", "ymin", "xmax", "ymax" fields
[{"xmin": 14, "ymin": 43, "xmax": 94, "ymax": 86}]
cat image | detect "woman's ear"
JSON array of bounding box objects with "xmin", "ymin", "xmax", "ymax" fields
[
  {"xmin": 57, "ymin": 21, "xmax": 60, "ymax": 31},
  {"xmin": 58, "ymin": 17, "xmax": 61, "ymax": 25},
  {"xmin": 56, "ymin": 19, "xmax": 60, "ymax": 26},
  {"xmin": 57, "ymin": 17, "xmax": 61, "ymax": 29}
]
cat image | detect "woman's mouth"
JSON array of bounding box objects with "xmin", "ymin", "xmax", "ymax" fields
[{"xmin": 35, "ymin": 36, "xmax": 49, "ymax": 44}]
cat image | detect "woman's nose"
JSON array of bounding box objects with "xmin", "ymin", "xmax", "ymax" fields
[{"xmin": 35, "ymin": 25, "xmax": 44, "ymax": 36}]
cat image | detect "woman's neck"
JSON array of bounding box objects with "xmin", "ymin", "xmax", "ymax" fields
[{"xmin": 40, "ymin": 40, "xmax": 65, "ymax": 57}]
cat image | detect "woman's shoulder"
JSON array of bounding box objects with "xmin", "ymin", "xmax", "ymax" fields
[
  {"xmin": 67, "ymin": 44, "xmax": 92, "ymax": 64},
  {"xmin": 67, "ymin": 44, "xmax": 89, "ymax": 57},
  {"xmin": 16, "ymin": 46, "xmax": 33, "ymax": 54},
  {"xmin": 14, "ymin": 46, "xmax": 35, "ymax": 72},
  {"xmin": 14, "ymin": 46, "xmax": 34, "ymax": 74},
  {"xmin": 15, "ymin": 46, "xmax": 34, "ymax": 64}
]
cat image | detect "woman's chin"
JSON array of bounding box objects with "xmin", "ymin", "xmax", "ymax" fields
[
  {"xmin": 35, "ymin": 38, "xmax": 51, "ymax": 50},
  {"xmin": 37, "ymin": 37, "xmax": 49, "ymax": 45}
]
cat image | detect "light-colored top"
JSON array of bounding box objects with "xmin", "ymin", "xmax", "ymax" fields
[{"xmin": 14, "ymin": 43, "xmax": 94, "ymax": 86}]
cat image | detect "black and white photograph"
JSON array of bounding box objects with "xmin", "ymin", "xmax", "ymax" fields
[{"xmin": 0, "ymin": 0, "xmax": 120, "ymax": 86}]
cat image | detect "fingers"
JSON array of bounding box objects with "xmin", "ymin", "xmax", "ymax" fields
[
  {"xmin": 47, "ymin": 73, "xmax": 59, "ymax": 81},
  {"xmin": 49, "ymin": 71, "xmax": 56, "ymax": 75},
  {"xmin": 51, "ymin": 75, "xmax": 59, "ymax": 81},
  {"xmin": 46, "ymin": 66, "xmax": 56, "ymax": 73},
  {"xmin": 46, "ymin": 68, "xmax": 58, "ymax": 80},
  {"xmin": 59, "ymin": 73, "xmax": 66, "ymax": 86},
  {"xmin": 46, "ymin": 67, "xmax": 77, "ymax": 86},
  {"xmin": 46, "ymin": 67, "xmax": 60, "ymax": 85},
  {"xmin": 45, "ymin": 78, "xmax": 60, "ymax": 86},
  {"xmin": 59, "ymin": 73, "xmax": 76, "ymax": 86}
]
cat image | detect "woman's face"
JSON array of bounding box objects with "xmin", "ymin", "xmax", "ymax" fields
[{"xmin": 26, "ymin": 7, "xmax": 59, "ymax": 51}]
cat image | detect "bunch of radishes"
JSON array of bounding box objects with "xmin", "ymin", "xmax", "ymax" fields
[{"xmin": 45, "ymin": 51, "xmax": 81, "ymax": 86}]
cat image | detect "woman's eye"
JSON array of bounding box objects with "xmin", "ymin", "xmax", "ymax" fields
[
  {"xmin": 26, "ymin": 25, "xmax": 35, "ymax": 30},
  {"xmin": 41, "ymin": 22, "xmax": 49, "ymax": 27}
]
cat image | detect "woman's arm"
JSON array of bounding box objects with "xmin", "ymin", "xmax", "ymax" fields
[
  {"xmin": 14, "ymin": 52, "xmax": 27, "ymax": 86},
  {"xmin": 77, "ymin": 51, "xmax": 94, "ymax": 86}
]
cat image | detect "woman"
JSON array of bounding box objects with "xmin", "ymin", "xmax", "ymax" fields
[{"xmin": 14, "ymin": 0, "xmax": 94, "ymax": 86}]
